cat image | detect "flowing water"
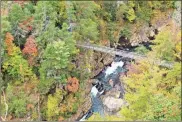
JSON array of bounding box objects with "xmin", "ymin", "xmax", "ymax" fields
[{"xmin": 79, "ymin": 56, "xmax": 127, "ymax": 121}]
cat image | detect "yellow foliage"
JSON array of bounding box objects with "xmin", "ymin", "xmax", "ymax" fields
[
  {"xmin": 47, "ymin": 89, "xmax": 65, "ymax": 120},
  {"xmin": 87, "ymin": 113, "xmax": 124, "ymax": 121},
  {"xmin": 121, "ymin": 60, "xmax": 181, "ymax": 120},
  {"xmin": 174, "ymin": 31, "xmax": 181, "ymax": 60}
]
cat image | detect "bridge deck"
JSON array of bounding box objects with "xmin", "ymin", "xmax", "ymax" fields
[{"xmin": 76, "ymin": 43, "xmax": 174, "ymax": 68}]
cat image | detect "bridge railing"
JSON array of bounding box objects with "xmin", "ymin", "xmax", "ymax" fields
[{"xmin": 76, "ymin": 42, "xmax": 174, "ymax": 68}]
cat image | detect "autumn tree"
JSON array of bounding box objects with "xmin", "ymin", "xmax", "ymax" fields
[
  {"xmin": 149, "ymin": 28, "xmax": 175, "ymax": 61},
  {"xmin": 59, "ymin": 93, "xmax": 79, "ymax": 118},
  {"xmin": 123, "ymin": 1, "xmax": 136, "ymax": 23},
  {"xmin": 174, "ymin": 31, "xmax": 181, "ymax": 61},
  {"xmin": 8, "ymin": 2, "xmax": 34, "ymax": 47},
  {"xmin": 121, "ymin": 61, "xmax": 181, "ymax": 121},
  {"xmin": 22, "ymin": 35, "xmax": 38, "ymax": 65},
  {"xmin": 5, "ymin": 32, "xmax": 14, "ymax": 55},
  {"xmin": 65, "ymin": 77, "xmax": 79, "ymax": 93},
  {"xmin": 3, "ymin": 32, "xmax": 33, "ymax": 84},
  {"xmin": 47, "ymin": 88, "xmax": 66, "ymax": 120},
  {"xmin": 18, "ymin": 17, "xmax": 34, "ymax": 32}
]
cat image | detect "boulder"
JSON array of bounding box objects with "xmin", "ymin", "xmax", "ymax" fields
[
  {"xmin": 103, "ymin": 96, "xmax": 125, "ymax": 113},
  {"xmin": 104, "ymin": 88, "xmax": 121, "ymax": 98},
  {"xmin": 90, "ymin": 62, "xmax": 104, "ymax": 78},
  {"xmin": 101, "ymin": 85, "xmax": 126, "ymax": 114},
  {"xmin": 90, "ymin": 68, "xmax": 103, "ymax": 78},
  {"xmin": 149, "ymin": 30, "xmax": 155, "ymax": 38},
  {"xmin": 109, "ymin": 79, "xmax": 114, "ymax": 87},
  {"xmin": 103, "ymin": 55, "xmax": 114, "ymax": 66}
]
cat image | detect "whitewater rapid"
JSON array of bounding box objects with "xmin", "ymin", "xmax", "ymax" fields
[{"xmin": 79, "ymin": 59, "xmax": 125, "ymax": 121}]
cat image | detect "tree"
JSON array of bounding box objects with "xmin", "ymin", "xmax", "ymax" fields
[
  {"xmin": 73, "ymin": 1, "xmax": 99, "ymax": 21},
  {"xmin": 65, "ymin": 77, "xmax": 79, "ymax": 93},
  {"xmin": 1, "ymin": 16, "xmax": 11, "ymax": 37},
  {"xmin": 18, "ymin": 17, "xmax": 33, "ymax": 32},
  {"xmin": 150, "ymin": 29, "xmax": 175, "ymax": 61},
  {"xmin": 22, "ymin": 35, "xmax": 38, "ymax": 65},
  {"xmin": 38, "ymin": 41, "xmax": 70, "ymax": 94},
  {"xmin": 125, "ymin": 8, "xmax": 136, "ymax": 22},
  {"xmin": 38, "ymin": 23, "xmax": 77, "ymax": 94},
  {"xmin": 3, "ymin": 32, "xmax": 33, "ymax": 84},
  {"xmin": 121, "ymin": 1, "xmax": 136, "ymax": 23},
  {"xmin": 174, "ymin": 31, "xmax": 181, "ymax": 61},
  {"xmin": 58, "ymin": 1, "xmax": 76, "ymax": 24},
  {"xmin": 98, "ymin": 1, "xmax": 117, "ymax": 22},
  {"xmin": 8, "ymin": 2, "xmax": 34, "ymax": 47},
  {"xmin": 1, "ymin": 14, "xmax": 11, "ymax": 64},
  {"xmin": 33, "ymin": 1, "xmax": 61, "ymax": 49},
  {"xmin": 73, "ymin": 1, "xmax": 99, "ymax": 43},
  {"xmin": 88, "ymin": 113, "xmax": 124, "ymax": 121},
  {"xmin": 106, "ymin": 22, "xmax": 119, "ymax": 44},
  {"xmin": 75, "ymin": 18, "xmax": 99, "ymax": 42},
  {"xmin": 59, "ymin": 93, "xmax": 79, "ymax": 118},
  {"xmin": 150, "ymin": 1, "xmax": 174, "ymax": 11},
  {"xmin": 4, "ymin": 32, "xmax": 14, "ymax": 55},
  {"xmin": 135, "ymin": 1, "xmax": 153, "ymax": 23},
  {"xmin": 5, "ymin": 84, "xmax": 27, "ymax": 118},
  {"xmin": 8, "ymin": 3, "xmax": 32, "ymax": 32},
  {"xmin": 120, "ymin": 61, "xmax": 181, "ymax": 121},
  {"xmin": 8, "ymin": 3, "xmax": 26, "ymax": 28},
  {"xmin": 47, "ymin": 89, "xmax": 65, "ymax": 120}
]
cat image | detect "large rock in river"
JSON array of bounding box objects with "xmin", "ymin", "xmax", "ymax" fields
[
  {"xmin": 103, "ymin": 96, "xmax": 125, "ymax": 113},
  {"xmin": 101, "ymin": 87, "xmax": 127, "ymax": 114}
]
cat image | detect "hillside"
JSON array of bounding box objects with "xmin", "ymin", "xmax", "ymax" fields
[{"xmin": 0, "ymin": 1, "xmax": 181, "ymax": 121}]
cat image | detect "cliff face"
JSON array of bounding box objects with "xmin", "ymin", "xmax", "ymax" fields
[
  {"xmin": 117, "ymin": 8, "xmax": 178, "ymax": 48},
  {"xmin": 129, "ymin": 9, "xmax": 175, "ymax": 46}
]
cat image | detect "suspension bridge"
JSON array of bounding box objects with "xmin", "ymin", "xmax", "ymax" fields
[{"xmin": 76, "ymin": 42, "xmax": 174, "ymax": 69}]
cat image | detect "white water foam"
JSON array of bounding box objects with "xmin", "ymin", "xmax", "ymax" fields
[
  {"xmin": 91, "ymin": 86, "xmax": 98, "ymax": 97},
  {"xmin": 105, "ymin": 61, "xmax": 124, "ymax": 77}
]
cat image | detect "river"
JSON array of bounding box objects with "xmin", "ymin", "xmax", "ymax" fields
[{"xmin": 79, "ymin": 56, "xmax": 127, "ymax": 121}]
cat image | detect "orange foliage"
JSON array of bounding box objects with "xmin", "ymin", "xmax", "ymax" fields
[
  {"xmin": 6, "ymin": 115, "xmax": 13, "ymax": 121},
  {"xmin": 26, "ymin": 104, "xmax": 34, "ymax": 111},
  {"xmin": 60, "ymin": 104, "xmax": 67, "ymax": 113},
  {"xmin": 5, "ymin": 32, "xmax": 14, "ymax": 55},
  {"xmin": 126, "ymin": 63, "xmax": 143, "ymax": 76},
  {"xmin": 22, "ymin": 35, "xmax": 38, "ymax": 65},
  {"xmin": 1, "ymin": 9, "xmax": 8, "ymax": 16},
  {"xmin": 101, "ymin": 40, "xmax": 109, "ymax": 46},
  {"xmin": 19, "ymin": 17, "xmax": 34, "ymax": 31},
  {"xmin": 58, "ymin": 116, "xmax": 64, "ymax": 121},
  {"xmin": 65, "ymin": 77, "xmax": 79, "ymax": 93},
  {"xmin": 22, "ymin": 36, "xmax": 37, "ymax": 56},
  {"xmin": 24, "ymin": 81, "xmax": 36, "ymax": 93}
]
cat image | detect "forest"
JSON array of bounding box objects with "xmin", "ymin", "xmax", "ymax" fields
[{"xmin": 0, "ymin": 0, "xmax": 181, "ymax": 121}]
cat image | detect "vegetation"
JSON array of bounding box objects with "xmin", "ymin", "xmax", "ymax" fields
[{"xmin": 1, "ymin": 1, "xmax": 180, "ymax": 121}]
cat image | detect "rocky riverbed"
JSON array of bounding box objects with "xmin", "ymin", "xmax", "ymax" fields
[{"xmin": 77, "ymin": 57, "xmax": 130, "ymax": 121}]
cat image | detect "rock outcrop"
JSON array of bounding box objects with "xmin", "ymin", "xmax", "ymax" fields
[
  {"xmin": 90, "ymin": 52, "xmax": 114, "ymax": 78},
  {"xmin": 103, "ymin": 96, "xmax": 125, "ymax": 113}
]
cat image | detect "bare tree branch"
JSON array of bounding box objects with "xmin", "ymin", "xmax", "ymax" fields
[{"xmin": 1, "ymin": 89, "xmax": 8, "ymax": 121}]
